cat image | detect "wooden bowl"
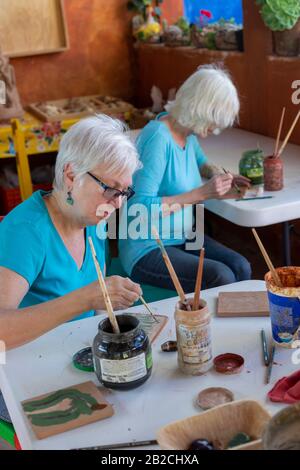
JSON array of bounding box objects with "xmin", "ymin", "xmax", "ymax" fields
[{"xmin": 156, "ymin": 400, "xmax": 271, "ymax": 450}]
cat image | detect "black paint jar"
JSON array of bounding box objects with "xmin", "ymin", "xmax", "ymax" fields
[{"xmin": 93, "ymin": 314, "xmax": 152, "ymax": 390}]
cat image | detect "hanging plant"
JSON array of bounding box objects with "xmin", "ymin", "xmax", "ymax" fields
[
  {"xmin": 256, "ymin": 0, "xmax": 300, "ymax": 56},
  {"xmin": 256, "ymin": 0, "xmax": 300, "ymax": 31}
]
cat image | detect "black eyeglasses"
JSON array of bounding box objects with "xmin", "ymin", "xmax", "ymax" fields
[{"xmin": 87, "ymin": 172, "xmax": 135, "ymax": 201}]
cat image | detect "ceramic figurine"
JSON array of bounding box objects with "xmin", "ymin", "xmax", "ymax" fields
[{"xmin": 0, "ymin": 50, "xmax": 24, "ymax": 121}]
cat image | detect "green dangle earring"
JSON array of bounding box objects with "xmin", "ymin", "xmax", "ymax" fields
[{"xmin": 66, "ymin": 190, "xmax": 74, "ymax": 206}]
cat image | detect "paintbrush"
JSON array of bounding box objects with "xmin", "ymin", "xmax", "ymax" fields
[
  {"xmin": 139, "ymin": 295, "xmax": 159, "ymax": 323},
  {"xmin": 72, "ymin": 439, "xmax": 158, "ymax": 450},
  {"xmin": 192, "ymin": 248, "xmax": 205, "ymax": 311},
  {"xmin": 222, "ymin": 167, "xmax": 241, "ymax": 194},
  {"xmin": 274, "ymin": 107, "xmax": 286, "ymax": 157},
  {"xmin": 151, "ymin": 226, "xmax": 190, "ymax": 310},
  {"xmin": 277, "ymin": 109, "xmax": 300, "ymax": 157},
  {"xmin": 236, "ymin": 196, "xmax": 274, "ymax": 201},
  {"xmin": 266, "ymin": 343, "xmax": 276, "ymax": 384},
  {"xmin": 261, "ymin": 329, "xmax": 270, "ymax": 366},
  {"xmin": 88, "ymin": 237, "xmax": 120, "ymax": 334},
  {"xmin": 251, "ymin": 229, "xmax": 282, "ymax": 287}
]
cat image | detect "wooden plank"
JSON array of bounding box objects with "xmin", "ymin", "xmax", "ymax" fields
[
  {"xmin": 217, "ymin": 291, "xmax": 269, "ymax": 317},
  {"xmin": 0, "ymin": 0, "xmax": 69, "ymax": 57}
]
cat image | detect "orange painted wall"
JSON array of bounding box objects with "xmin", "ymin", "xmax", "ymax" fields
[
  {"xmin": 10, "ymin": 0, "xmax": 184, "ymax": 107},
  {"xmin": 11, "ymin": 0, "xmax": 135, "ymax": 106},
  {"xmin": 161, "ymin": 0, "xmax": 183, "ymax": 24}
]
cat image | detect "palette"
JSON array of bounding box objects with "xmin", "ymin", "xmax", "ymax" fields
[
  {"xmin": 21, "ymin": 381, "xmax": 114, "ymax": 439},
  {"xmin": 127, "ymin": 312, "xmax": 168, "ymax": 344}
]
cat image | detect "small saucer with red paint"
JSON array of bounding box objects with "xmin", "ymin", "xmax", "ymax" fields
[{"xmin": 213, "ymin": 353, "xmax": 244, "ymax": 375}]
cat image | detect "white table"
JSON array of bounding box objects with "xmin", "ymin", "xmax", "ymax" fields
[
  {"xmin": 0, "ymin": 280, "xmax": 298, "ymax": 450},
  {"xmin": 200, "ymin": 128, "xmax": 300, "ymax": 265}
]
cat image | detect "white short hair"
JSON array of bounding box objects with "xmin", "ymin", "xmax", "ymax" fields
[
  {"xmin": 165, "ymin": 64, "xmax": 240, "ymax": 135},
  {"xmin": 54, "ymin": 114, "xmax": 140, "ymax": 190}
]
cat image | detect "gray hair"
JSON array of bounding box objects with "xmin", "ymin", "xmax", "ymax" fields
[
  {"xmin": 165, "ymin": 64, "xmax": 240, "ymax": 135},
  {"xmin": 54, "ymin": 114, "xmax": 140, "ymax": 190}
]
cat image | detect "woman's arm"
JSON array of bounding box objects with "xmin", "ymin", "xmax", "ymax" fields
[
  {"xmin": 0, "ymin": 267, "xmax": 141, "ymax": 350},
  {"xmin": 162, "ymin": 173, "xmax": 234, "ymax": 214}
]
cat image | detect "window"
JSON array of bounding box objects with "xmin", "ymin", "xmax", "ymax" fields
[{"xmin": 184, "ymin": 0, "xmax": 243, "ymax": 25}]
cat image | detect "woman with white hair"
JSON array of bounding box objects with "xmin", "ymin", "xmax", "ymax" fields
[
  {"xmin": 119, "ymin": 65, "xmax": 252, "ymax": 292},
  {"xmin": 0, "ymin": 114, "xmax": 142, "ymax": 350}
]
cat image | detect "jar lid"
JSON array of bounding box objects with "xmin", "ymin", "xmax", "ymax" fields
[
  {"xmin": 213, "ymin": 353, "xmax": 244, "ymax": 374},
  {"xmin": 72, "ymin": 347, "xmax": 94, "ymax": 372}
]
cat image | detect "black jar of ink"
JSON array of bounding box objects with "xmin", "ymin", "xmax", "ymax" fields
[{"xmin": 93, "ymin": 314, "xmax": 152, "ymax": 390}]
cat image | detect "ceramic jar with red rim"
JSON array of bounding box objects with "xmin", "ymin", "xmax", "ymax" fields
[{"xmin": 264, "ymin": 156, "xmax": 284, "ymax": 191}]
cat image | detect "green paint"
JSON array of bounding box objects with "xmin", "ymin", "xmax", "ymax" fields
[
  {"xmin": 146, "ymin": 352, "xmax": 153, "ymax": 369},
  {"xmin": 227, "ymin": 432, "xmax": 251, "ymax": 448},
  {"xmin": 23, "ymin": 389, "xmax": 105, "ymax": 427}
]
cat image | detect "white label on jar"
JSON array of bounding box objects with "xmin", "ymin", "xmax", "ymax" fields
[
  {"xmin": 99, "ymin": 353, "xmax": 147, "ymax": 383},
  {"xmin": 178, "ymin": 324, "xmax": 212, "ymax": 365}
]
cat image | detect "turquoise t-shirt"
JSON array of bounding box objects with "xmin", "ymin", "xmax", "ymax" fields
[
  {"xmin": 119, "ymin": 114, "xmax": 207, "ymax": 276},
  {"xmin": 0, "ymin": 190, "xmax": 105, "ymax": 321}
]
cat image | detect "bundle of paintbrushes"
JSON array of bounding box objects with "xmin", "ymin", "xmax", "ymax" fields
[
  {"xmin": 152, "ymin": 227, "xmax": 205, "ymax": 311},
  {"xmin": 264, "ymin": 107, "xmax": 300, "ymax": 191}
]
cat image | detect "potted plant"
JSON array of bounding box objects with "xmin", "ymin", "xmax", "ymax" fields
[
  {"xmin": 191, "ymin": 9, "xmax": 217, "ymax": 50},
  {"xmin": 256, "ymin": 0, "xmax": 300, "ymax": 56},
  {"xmin": 214, "ymin": 18, "xmax": 244, "ymax": 52},
  {"xmin": 162, "ymin": 17, "xmax": 191, "ymax": 47}
]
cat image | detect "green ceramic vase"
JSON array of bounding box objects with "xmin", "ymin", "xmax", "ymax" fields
[{"xmin": 239, "ymin": 149, "xmax": 264, "ymax": 185}]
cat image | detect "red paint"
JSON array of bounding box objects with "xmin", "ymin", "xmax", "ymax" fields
[{"xmin": 213, "ymin": 353, "xmax": 244, "ymax": 374}]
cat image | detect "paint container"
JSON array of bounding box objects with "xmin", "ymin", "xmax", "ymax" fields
[
  {"xmin": 175, "ymin": 297, "xmax": 212, "ymax": 375},
  {"xmin": 93, "ymin": 314, "xmax": 152, "ymax": 390},
  {"xmin": 239, "ymin": 149, "xmax": 264, "ymax": 185},
  {"xmin": 262, "ymin": 403, "xmax": 300, "ymax": 450},
  {"xmin": 263, "ymin": 156, "xmax": 284, "ymax": 191},
  {"xmin": 265, "ymin": 267, "xmax": 300, "ymax": 348}
]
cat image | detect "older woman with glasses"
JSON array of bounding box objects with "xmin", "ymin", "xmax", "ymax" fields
[
  {"xmin": 0, "ymin": 114, "xmax": 141, "ymax": 350},
  {"xmin": 119, "ymin": 65, "xmax": 252, "ymax": 293}
]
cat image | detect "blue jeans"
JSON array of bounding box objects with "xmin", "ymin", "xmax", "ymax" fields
[{"xmin": 131, "ymin": 235, "xmax": 251, "ymax": 293}]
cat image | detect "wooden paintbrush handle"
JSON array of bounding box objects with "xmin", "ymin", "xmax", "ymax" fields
[{"xmin": 88, "ymin": 237, "xmax": 120, "ymax": 334}]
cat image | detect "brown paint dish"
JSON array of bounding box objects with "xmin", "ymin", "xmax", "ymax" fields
[
  {"xmin": 197, "ymin": 387, "xmax": 234, "ymax": 410},
  {"xmin": 213, "ymin": 353, "xmax": 244, "ymax": 374}
]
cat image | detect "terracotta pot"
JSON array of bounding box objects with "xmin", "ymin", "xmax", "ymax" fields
[
  {"xmin": 191, "ymin": 29, "xmax": 206, "ymax": 48},
  {"xmin": 215, "ymin": 29, "xmax": 243, "ymax": 51},
  {"xmin": 273, "ymin": 20, "xmax": 300, "ymax": 57}
]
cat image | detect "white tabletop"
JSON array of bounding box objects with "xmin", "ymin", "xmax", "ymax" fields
[
  {"xmin": 0, "ymin": 280, "xmax": 298, "ymax": 450},
  {"xmin": 200, "ymin": 128, "xmax": 300, "ymax": 227}
]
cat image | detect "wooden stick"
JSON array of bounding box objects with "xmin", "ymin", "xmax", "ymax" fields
[
  {"xmin": 274, "ymin": 107, "xmax": 286, "ymax": 156},
  {"xmin": 278, "ymin": 109, "xmax": 300, "ymax": 156},
  {"xmin": 88, "ymin": 237, "xmax": 120, "ymax": 334},
  {"xmin": 151, "ymin": 226, "xmax": 187, "ymax": 304},
  {"xmin": 251, "ymin": 229, "xmax": 282, "ymax": 287},
  {"xmin": 192, "ymin": 248, "xmax": 205, "ymax": 311},
  {"xmin": 139, "ymin": 296, "xmax": 159, "ymax": 323}
]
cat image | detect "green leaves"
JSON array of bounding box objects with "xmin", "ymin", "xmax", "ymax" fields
[{"xmin": 256, "ymin": 0, "xmax": 300, "ymax": 31}]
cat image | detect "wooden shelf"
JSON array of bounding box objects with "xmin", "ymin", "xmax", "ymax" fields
[
  {"xmin": 136, "ymin": 42, "xmax": 244, "ymax": 59},
  {"xmin": 267, "ymin": 54, "xmax": 300, "ymax": 63}
]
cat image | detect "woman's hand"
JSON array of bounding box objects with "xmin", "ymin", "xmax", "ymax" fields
[
  {"xmin": 88, "ymin": 276, "xmax": 142, "ymax": 311},
  {"xmin": 232, "ymin": 174, "xmax": 251, "ymax": 188},
  {"xmin": 198, "ymin": 174, "xmax": 234, "ymax": 200}
]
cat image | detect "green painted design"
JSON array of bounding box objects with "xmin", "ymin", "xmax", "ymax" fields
[
  {"xmin": 146, "ymin": 352, "xmax": 153, "ymax": 369},
  {"xmin": 23, "ymin": 389, "xmax": 103, "ymax": 427},
  {"xmin": 227, "ymin": 432, "xmax": 251, "ymax": 448}
]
